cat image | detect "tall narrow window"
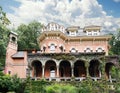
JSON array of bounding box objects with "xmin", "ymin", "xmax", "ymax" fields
[{"xmin": 59, "ymin": 46, "xmax": 64, "ymax": 52}]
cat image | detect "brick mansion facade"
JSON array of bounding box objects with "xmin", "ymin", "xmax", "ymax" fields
[{"xmin": 5, "ymin": 22, "xmax": 119, "ymax": 81}]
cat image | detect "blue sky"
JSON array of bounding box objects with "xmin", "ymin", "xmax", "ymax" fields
[
  {"xmin": 0, "ymin": 0, "xmax": 120, "ymax": 33},
  {"xmin": 0, "ymin": 0, "xmax": 20, "ymax": 13},
  {"xmin": 98, "ymin": 0, "xmax": 120, "ymax": 17},
  {"xmin": 1, "ymin": 0, "xmax": 120, "ymax": 17}
]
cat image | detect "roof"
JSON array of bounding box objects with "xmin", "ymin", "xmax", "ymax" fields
[
  {"xmin": 12, "ymin": 51, "xmax": 24, "ymax": 58},
  {"xmin": 83, "ymin": 25, "xmax": 101, "ymax": 32},
  {"xmin": 66, "ymin": 26, "xmax": 80, "ymax": 32},
  {"xmin": 9, "ymin": 31, "xmax": 18, "ymax": 36}
]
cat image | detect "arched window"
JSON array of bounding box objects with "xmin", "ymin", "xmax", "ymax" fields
[
  {"xmin": 71, "ymin": 48, "xmax": 76, "ymax": 53},
  {"xmin": 97, "ymin": 48, "xmax": 103, "ymax": 52},
  {"xmin": 50, "ymin": 44, "xmax": 55, "ymax": 51},
  {"xmin": 85, "ymin": 48, "xmax": 92, "ymax": 53},
  {"xmin": 12, "ymin": 36, "xmax": 16, "ymax": 42}
]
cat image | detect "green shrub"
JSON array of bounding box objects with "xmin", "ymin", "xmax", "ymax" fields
[
  {"xmin": 0, "ymin": 75, "xmax": 27, "ymax": 93},
  {"xmin": 45, "ymin": 84, "xmax": 77, "ymax": 93}
]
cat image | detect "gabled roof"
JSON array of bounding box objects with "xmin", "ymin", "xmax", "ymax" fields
[{"xmin": 9, "ymin": 31, "xmax": 18, "ymax": 36}]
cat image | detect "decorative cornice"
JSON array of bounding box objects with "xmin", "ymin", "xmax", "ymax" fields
[{"xmin": 38, "ymin": 31, "xmax": 112, "ymax": 42}]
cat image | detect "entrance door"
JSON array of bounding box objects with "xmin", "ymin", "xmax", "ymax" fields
[{"xmin": 50, "ymin": 70, "xmax": 55, "ymax": 77}]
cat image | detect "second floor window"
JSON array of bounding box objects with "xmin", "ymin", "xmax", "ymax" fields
[
  {"xmin": 97, "ymin": 48, "xmax": 103, "ymax": 52},
  {"xmin": 50, "ymin": 44, "xmax": 55, "ymax": 51},
  {"xmin": 71, "ymin": 48, "xmax": 76, "ymax": 53},
  {"xmin": 85, "ymin": 48, "xmax": 92, "ymax": 53}
]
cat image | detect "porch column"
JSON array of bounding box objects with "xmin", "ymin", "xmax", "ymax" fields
[
  {"xmin": 71, "ymin": 65, "xmax": 74, "ymax": 77},
  {"xmin": 32, "ymin": 67, "xmax": 35, "ymax": 77},
  {"xmin": 57, "ymin": 65, "xmax": 59, "ymax": 77},
  {"xmin": 42, "ymin": 65, "xmax": 45, "ymax": 78},
  {"xmin": 30, "ymin": 69, "xmax": 32, "ymax": 77},
  {"xmin": 56, "ymin": 65, "xmax": 60, "ymax": 81},
  {"xmin": 99, "ymin": 71, "xmax": 102, "ymax": 78},
  {"xmin": 86, "ymin": 62, "xmax": 89, "ymax": 77}
]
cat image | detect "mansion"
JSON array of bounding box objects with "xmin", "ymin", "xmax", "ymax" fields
[{"xmin": 5, "ymin": 22, "xmax": 119, "ymax": 82}]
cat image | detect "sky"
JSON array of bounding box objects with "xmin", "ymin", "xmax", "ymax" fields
[{"xmin": 0, "ymin": 0, "xmax": 120, "ymax": 34}]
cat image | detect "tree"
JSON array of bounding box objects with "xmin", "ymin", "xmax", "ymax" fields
[
  {"xmin": 109, "ymin": 29, "xmax": 120, "ymax": 55},
  {"xmin": 16, "ymin": 21, "xmax": 43, "ymax": 50},
  {"xmin": 0, "ymin": 6, "xmax": 10, "ymax": 67},
  {"xmin": 0, "ymin": 6, "xmax": 10, "ymax": 25}
]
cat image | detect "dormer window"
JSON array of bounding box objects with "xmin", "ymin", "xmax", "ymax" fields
[
  {"xmin": 87, "ymin": 31, "xmax": 92, "ymax": 36},
  {"xmin": 51, "ymin": 27, "xmax": 54, "ymax": 30},
  {"xmin": 93, "ymin": 31, "xmax": 97, "ymax": 36},
  {"xmin": 70, "ymin": 31, "xmax": 76, "ymax": 36},
  {"xmin": 93, "ymin": 31, "xmax": 99, "ymax": 36},
  {"xmin": 86, "ymin": 31, "xmax": 100, "ymax": 36}
]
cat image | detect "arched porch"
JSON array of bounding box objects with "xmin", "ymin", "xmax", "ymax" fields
[
  {"xmin": 74, "ymin": 60, "xmax": 86, "ymax": 77},
  {"xmin": 105, "ymin": 62, "xmax": 115, "ymax": 81},
  {"xmin": 89, "ymin": 59, "xmax": 101, "ymax": 81},
  {"xmin": 59, "ymin": 60, "xmax": 71, "ymax": 77},
  {"xmin": 31, "ymin": 60, "xmax": 42, "ymax": 78},
  {"xmin": 44, "ymin": 60, "xmax": 57, "ymax": 78}
]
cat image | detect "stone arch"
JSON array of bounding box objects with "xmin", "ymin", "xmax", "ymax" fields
[
  {"xmin": 59, "ymin": 60, "xmax": 71, "ymax": 77},
  {"xmin": 74, "ymin": 60, "xmax": 86, "ymax": 77},
  {"xmin": 105, "ymin": 62, "xmax": 115, "ymax": 79},
  {"xmin": 89, "ymin": 59, "xmax": 101, "ymax": 77},
  {"xmin": 44, "ymin": 60, "xmax": 57, "ymax": 78},
  {"xmin": 31, "ymin": 60, "xmax": 42, "ymax": 78}
]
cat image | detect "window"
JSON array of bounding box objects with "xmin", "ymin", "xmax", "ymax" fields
[
  {"xmin": 85, "ymin": 48, "xmax": 92, "ymax": 53},
  {"xmin": 50, "ymin": 44, "xmax": 55, "ymax": 51},
  {"xmin": 12, "ymin": 36, "xmax": 16, "ymax": 42},
  {"xmin": 71, "ymin": 48, "xmax": 76, "ymax": 53},
  {"xmin": 8, "ymin": 71, "xmax": 11, "ymax": 75},
  {"xmin": 50, "ymin": 66, "xmax": 55, "ymax": 77},
  {"xmin": 51, "ymin": 27, "xmax": 54, "ymax": 30},
  {"xmin": 93, "ymin": 32, "xmax": 97, "ymax": 36},
  {"xmin": 59, "ymin": 46, "xmax": 64, "ymax": 52},
  {"xmin": 97, "ymin": 48, "xmax": 103, "ymax": 52},
  {"xmin": 93, "ymin": 31, "xmax": 99, "ymax": 36},
  {"xmin": 66, "ymin": 31, "xmax": 69, "ymax": 35},
  {"xmin": 70, "ymin": 32, "xmax": 76, "ymax": 36},
  {"xmin": 43, "ymin": 46, "xmax": 46, "ymax": 52},
  {"xmin": 87, "ymin": 31, "xmax": 92, "ymax": 36}
]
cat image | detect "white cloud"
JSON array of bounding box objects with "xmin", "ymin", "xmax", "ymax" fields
[
  {"xmin": 7, "ymin": 0, "xmax": 120, "ymax": 34},
  {"xmin": 113, "ymin": 0, "xmax": 120, "ymax": 2}
]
